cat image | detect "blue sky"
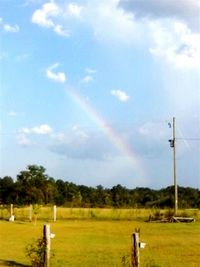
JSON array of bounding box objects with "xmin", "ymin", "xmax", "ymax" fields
[{"xmin": 0, "ymin": 0, "xmax": 199, "ymax": 188}]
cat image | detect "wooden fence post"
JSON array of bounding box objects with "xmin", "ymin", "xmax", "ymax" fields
[
  {"xmin": 53, "ymin": 205, "xmax": 56, "ymax": 222},
  {"xmin": 131, "ymin": 230, "xmax": 140, "ymax": 267},
  {"xmin": 43, "ymin": 224, "xmax": 51, "ymax": 267},
  {"xmin": 10, "ymin": 204, "xmax": 13, "ymax": 217}
]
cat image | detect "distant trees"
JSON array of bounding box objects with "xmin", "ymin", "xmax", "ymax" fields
[
  {"xmin": 0, "ymin": 164, "xmax": 200, "ymax": 208},
  {"xmin": 0, "ymin": 176, "xmax": 15, "ymax": 204}
]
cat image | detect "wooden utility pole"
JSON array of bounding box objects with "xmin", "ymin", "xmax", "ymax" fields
[
  {"xmin": 173, "ymin": 117, "xmax": 178, "ymax": 215},
  {"xmin": 169, "ymin": 117, "xmax": 178, "ymax": 215}
]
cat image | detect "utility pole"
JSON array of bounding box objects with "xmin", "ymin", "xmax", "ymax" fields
[{"xmin": 169, "ymin": 117, "xmax": 178, "ymax": 215}]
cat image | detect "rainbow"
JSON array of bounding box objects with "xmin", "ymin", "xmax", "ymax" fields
[{"xmin": 65, "ymin": 88, "xmax": 145, "ymax": 179}]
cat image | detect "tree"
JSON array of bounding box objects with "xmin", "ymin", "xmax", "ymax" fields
[
  {"xmin": 0, "ymin": 176, "xmax": 15, "ymax": 203},
  {"xmin": 111, "ymin": 184, "xmax": 130, "ymax": 207},
  {"xmin": 16, "ymin": 165, "xmax": 49, "ymax": 204}
]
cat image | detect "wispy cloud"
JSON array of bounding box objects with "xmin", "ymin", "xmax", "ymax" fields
[
  {"xmin": 4, "ymin": 24, "xmax": 20, "ymax": 33},
  {"xmin": 0, "ymin": 17, "xmax": 20, "ymax": 33},
  {"xmin": 111, "ymin": 89, "xmax": 129, "ymax": 102},
  {"xmin": 81, "ymin": 75, "xmax": 93, "ymax": 84},
  {"xmin": 21, "ymin": 124, "xmax": 53, "ymax": 135},
  {"xmin": 53, "ymin": 24, "xmax": 70, "ymax": 37},
  {"xmin": 80, "ymin": 67, "xmax": 96, "ymax": 84},
  {"xmin": 46, "ymin": 63, "xmax": 66, "ymax": 83}
]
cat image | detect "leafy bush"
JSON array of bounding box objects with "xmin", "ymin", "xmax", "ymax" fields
[{"xmin": 25, "ymin": 238, "xmax": 45, "ymax": 267}]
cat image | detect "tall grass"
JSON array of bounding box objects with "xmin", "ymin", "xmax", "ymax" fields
[{"xmin": 0, "ymin": 205, "xmax": 199, "ymax": 222}]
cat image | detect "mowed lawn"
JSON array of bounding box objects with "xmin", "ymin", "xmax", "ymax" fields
[{"xmin": 0, "ymin": 218, "xmax": 200, "ymax": 267}]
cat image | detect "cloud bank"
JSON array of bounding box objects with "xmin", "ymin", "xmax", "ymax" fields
[{"xmin": 119, "ymin": 0, "xmax": 200, "ymax": 31}]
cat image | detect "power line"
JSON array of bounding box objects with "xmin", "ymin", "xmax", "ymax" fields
[{"xmin": 176, "ymin": 138, "xmax": 200, "ymax": 141}]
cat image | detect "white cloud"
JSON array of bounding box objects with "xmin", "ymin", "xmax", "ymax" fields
[
  {"xmin": 111, "ymin": 89, "xmax": 129, "ymax": 102},
  {"xmin": 32, "ymin": 124, "xmax": 53, "ymax": 134},
  {"xmin": 32, "ymin": 1, "xmax": 59, "ymax": 27},
  {"xmin": 0, "ymin": 18, "xmax": 20, "ymax": 33},
  {"xmin": 4, "ymin": 24, "xmax": 20, "ymax": 33},
  {"xmin": 54, "ymin": 24, "xmax": 70, "ymax": 37},
  {"xmin": 67, "ymin": 3, "xmax": 83, "ymax": 17},
  {"xmin": 30, "ymin": 1, "xmax": 139, "ymax": 43},
  {"xmin": 31, "ymin": 1, "xmax": 69, "ymax": 37},
  {"xmin": 46, "ymin": 63, "xmax": 66, "ymax": 83},
  {"xmin": 21, "ymin": 124, "xmax": 53, "ymax": 135},
  {"xmin": 149, "ymin": 21, "xmax": 200, "ymax": 69},
  {"xmin": 31, "ymin": 1, "xmax": 83, "ymax": 37},
  {"xmin": 31, "ymin": 1, "xmax": 200, "ymax": 70}
]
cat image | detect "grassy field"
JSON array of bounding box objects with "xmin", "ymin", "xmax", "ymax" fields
[
  {"xmin": 0, "ymin": 208, "xmax": 200, "ymax": 266},
  {"xmin": 1, "ymin": 206, "xmax": 200, "ymax": 221}
]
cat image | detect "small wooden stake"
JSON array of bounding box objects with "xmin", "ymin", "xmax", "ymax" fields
[{"xmin": 43, "ymin": 224, "xmax": 51, "ymax": 267}]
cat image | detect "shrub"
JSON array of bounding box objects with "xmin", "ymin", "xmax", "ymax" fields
[{"xmin": 25, "ymin": 238, "xmax": 45, "ymax": 267}]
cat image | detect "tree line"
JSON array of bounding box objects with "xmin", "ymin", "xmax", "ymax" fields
[{"xmin": 0, "ymin": 165, "xmax": 199, "ymax": 208}]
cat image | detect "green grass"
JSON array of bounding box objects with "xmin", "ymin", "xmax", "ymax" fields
[{"xmin": 0, "ymin": 208, "xmax": 200, "ymax": 266}]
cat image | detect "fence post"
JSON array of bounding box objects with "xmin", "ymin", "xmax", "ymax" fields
[
  {"xmin": 10, "ymin": 204, "xmax": 13, "ymax": 217},
  {"xmin": 131, "ymin": 229, "xmax": 140, "ymax": 267},
  {"xmin": 29, "ymin": 204, "xmax": 33, "ymax": 222},
  {"xmin": 43, "ymin": 224, "xmax": 51, "ymax": 267},
  {"xmin": 53, "ymin": 205, "xmax": 56, "ymax": 222}
]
